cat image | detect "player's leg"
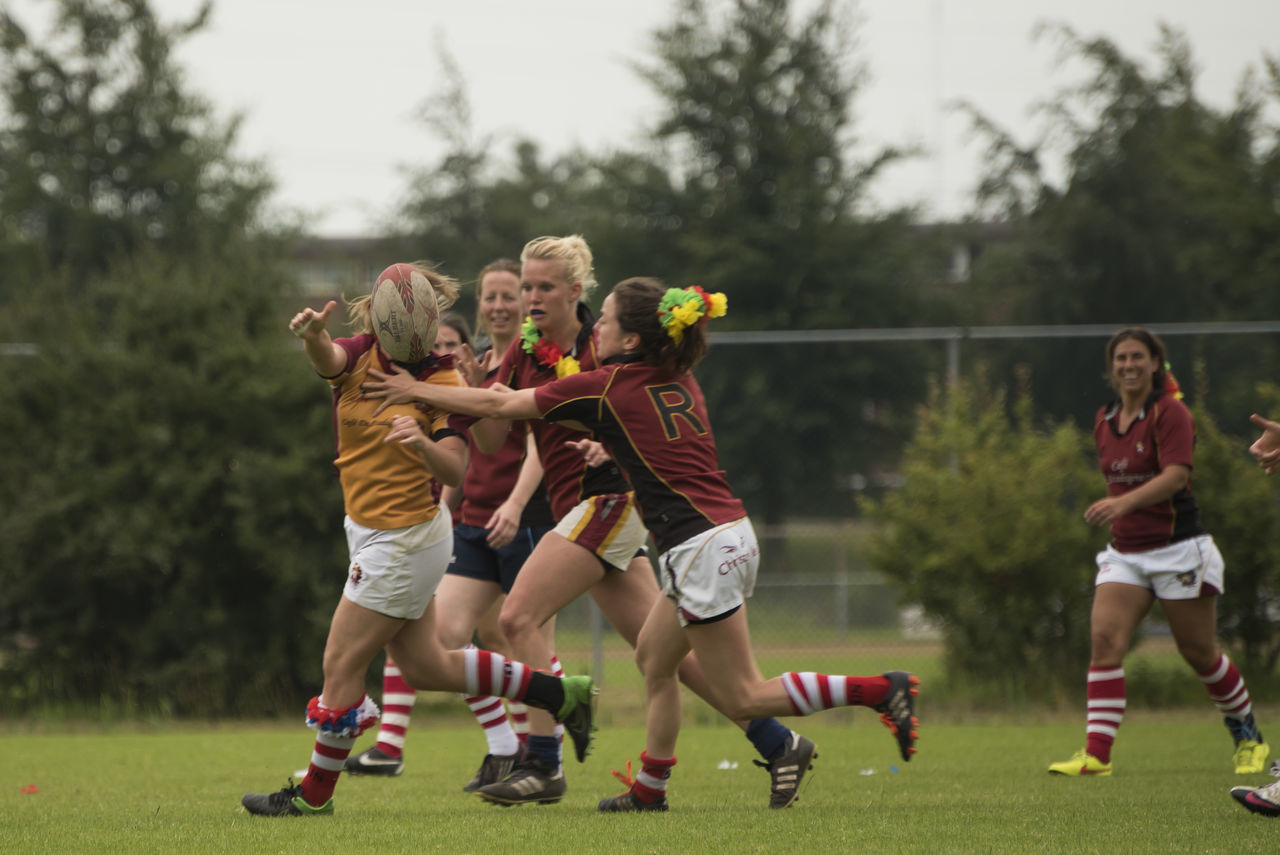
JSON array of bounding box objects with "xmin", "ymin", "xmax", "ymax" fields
[
  {"xmin": 1165, "ymin": 594, "xmax": 1268, "ymax": 773},
  {"xmin": 598, "ymin": 594, "xmax": 689, "ymax": 813},
  {"xmin": 473, "ymin": 532, "xmax": 604, "ymax": 804},
  {"xmin": 1163, "ymin": 536, "xmax": 1267, "ymax": 773},
  {"xmin": 243, "ymin": 513, "xmax": 451, "ymax": 817},
  {"xmin": 344, "ymin": 651, "xmax": 413, "ymax": 776},
  {"xmin": 242, "ymin": 596, "xmax": 401, "ymax": 816},
  {"xmin": 1048, "ymin": 579, "xmax": 1150, "ymax": 776},
  {"xmin": 385, "ymin": 599, "xmax": 595, "ymax": 754},
  {"xmin": 586, "ymin": 522, "xmax": 806, "ymax": 799}
]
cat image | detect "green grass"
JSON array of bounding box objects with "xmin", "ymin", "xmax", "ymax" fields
[{"xmin": 2, "ymin": 711, "xmax": 1273, "ymax": 855}]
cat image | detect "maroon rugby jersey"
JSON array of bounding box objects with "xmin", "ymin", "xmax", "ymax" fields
[
  {"xmin": 1094, "ymin": 390, "xmax": 1204, "ymax": 552},
  {"xmin": 446, "ymin": 351, "xmax": 553, "ymax": 529},
  {"xmin": 451, "ymin": 304, "xmax": 630, "ymax": 520},
  {"xmin": 533, "ymin": 354, "xmax": 746, "ymax": 553}
]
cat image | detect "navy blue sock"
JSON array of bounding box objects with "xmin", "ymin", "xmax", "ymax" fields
[
  {"xmin": 747, "ymin": 718, "xmax": 792, "ymax": 761},
  {"xmin": 527, "ymin": 734, "xmax": 560, "ymax": 769}
]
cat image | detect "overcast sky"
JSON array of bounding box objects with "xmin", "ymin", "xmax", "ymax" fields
[{"xmin": 10, "ymin": 0, "xmax": 1280, "ymax": 236}]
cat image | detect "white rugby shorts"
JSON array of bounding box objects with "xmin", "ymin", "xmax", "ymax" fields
[
  {"xmin": 1094, "ymin": 534, "xmax": 1225, "ymax": 600},
  {"xmin": 659, "ymin": 517, "xmax": 758, "ymax": 626},
  {"xmin": 342, "ymin": 507, "xmax": 453, "ymax": 620}
]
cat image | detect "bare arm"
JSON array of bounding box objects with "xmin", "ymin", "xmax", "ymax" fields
[
  {"xmin": 289, "ymin": 300, "xmax": 347, "ymax": 377},
  {"xmin": 485, "ymin": 429, "xmax": 545, "ymax": 548},
  {"xmin": 1084, "ymin": 464, "xmax": 1190, "ymax": 527},
  {"xmin": 470, "ymin": 414, "xmax": 521, "ymax": 454},
  {"xmin": 364, "ymin": 365, "xmax": 542, "ymax": 421}
]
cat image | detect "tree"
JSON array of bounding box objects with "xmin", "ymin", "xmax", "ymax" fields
[
  {"xmin": 638, "ymin": 0, "xmax": 947, "ymax": 524},
  {"xmin": 959, "ymin": 24, "xmax": 1280, "ymax": 431},
  {"xmin": 0, "ymin": 0, "xmax": 274, "ymax": 310},
  {"xmin": 0, "ymin": 0, "xmax": 339, "ymax": 715},
  {"xmin": 391, "ymin": 0, "xmax": 952, "ymax": 525}
]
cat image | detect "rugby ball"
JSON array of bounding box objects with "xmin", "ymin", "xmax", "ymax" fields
[{"xmin": 370, "ymin": 263, "xmax": 440, "ymax": 363}]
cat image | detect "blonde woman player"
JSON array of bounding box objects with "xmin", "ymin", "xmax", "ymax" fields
[
  {"xmin": 367, "ymin": 275, "xmax": 920, "ymax": 811},
  {"xmin": 240, "ymin": 262, "xmax": 594, "ymax": 817},
  {"xmin": 364, "ymin": 237, "xmax": 834, "ymax": 811}
]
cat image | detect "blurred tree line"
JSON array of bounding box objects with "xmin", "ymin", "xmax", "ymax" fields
[{"xmin": 1, "ymin": 0, "xmax": 1278, "ymax": 714}]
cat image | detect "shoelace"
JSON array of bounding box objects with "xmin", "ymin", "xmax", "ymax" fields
[{"xmin": 609, "ymin": 759, "xmax": 636, "ymax": 795}]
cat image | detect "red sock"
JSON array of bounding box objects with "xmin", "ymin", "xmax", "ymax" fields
[
  {"xmin": 632, "ymin": 751, "xmax": 677, "ymax": 804},
  {"xmin": 375, "ymin": 658, "xmax": 415, "ymax": 759},
  {"xmin": 1085, "ymin": 666, "xmax": 1125, "ymax": 764}
]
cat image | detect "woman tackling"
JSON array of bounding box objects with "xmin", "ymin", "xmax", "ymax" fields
[{"xmin": 365, "ymin": 273, "xmax": 919, "ymax": 811}]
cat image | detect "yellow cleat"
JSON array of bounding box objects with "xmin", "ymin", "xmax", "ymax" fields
[
  {"xmin": 1234, "ymin": 740, "xmax": 1271, "ymax": 775},
  {"xmin": 1048, "ymin": 749, "xmax": 1112, "ymax": 777}
]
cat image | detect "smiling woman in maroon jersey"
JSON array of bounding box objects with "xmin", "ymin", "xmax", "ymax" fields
[
  {"xmin": 365, "ymin": 275, "xmax": 921, "ymax": 812},
  {"xmin": 1048, "ymin": 325, "xmax": 1268, "ymax": 779}
]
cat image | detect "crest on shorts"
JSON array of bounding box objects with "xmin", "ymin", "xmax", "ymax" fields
[
  {"xmin": 1176, "ymin": 570, "xmax": 1197, "ymax": 587},
  {"xmin": 350, "ymin": 563, "xmax": 363, "ymax": 587}
]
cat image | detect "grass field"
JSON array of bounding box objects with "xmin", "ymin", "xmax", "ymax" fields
[{"xmin": 4, "ymin": 708, "xmax": 1276, "ymax": 855}]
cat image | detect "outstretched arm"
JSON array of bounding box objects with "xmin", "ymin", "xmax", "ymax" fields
[
  {"xmin": 364, "ymin": 365, "xmax": 542, "ymax": 421},
  {"xmin": 289, "ymin": 300, "xmax": 346, "ymax": 377}
]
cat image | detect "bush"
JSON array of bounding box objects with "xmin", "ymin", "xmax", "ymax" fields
[{"xmin": 861, "ymin": 374, "xmax": 1101, "ymax": 698}]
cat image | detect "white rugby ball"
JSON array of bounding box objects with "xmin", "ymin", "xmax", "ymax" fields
[{"xmin": 370, "ymin": 263, "xmax": 440, "ymax": 363}]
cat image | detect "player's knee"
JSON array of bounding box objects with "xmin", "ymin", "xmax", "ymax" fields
[
  {"xmin": 435, "ymin": 615, "xmax": 473, "ymax": 650},
  {"xmin": 497, "ymin": 606, "xmax": 536, "ymax": 644},
  {"xmin": 1175, "ymin": 639, "xmax": 1218, "ymax": 672},
  {"xmin": 1088, "ymin": 630, "xmax": 1127, "ymax": 664}
]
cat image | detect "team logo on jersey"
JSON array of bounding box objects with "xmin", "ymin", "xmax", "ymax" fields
[
  {"xmin": 1135, "ymin": 441, "xmax": 1145, "ymax": 455},
  {"xmin": 350, "ymin": 563, "xmax": 363, "ymax": 587}
]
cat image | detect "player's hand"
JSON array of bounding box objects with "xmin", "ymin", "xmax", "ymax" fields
[
  {"xmin": 364, "ymin": 364, "xmax": 416, "ymax": 414},
  {"xmin": 568, "ymin": 438, "xmax": 610, "ymax": 467},
  {"xmin": 485, "ymin": 503, "xmax": 519, "ymax": 549},
  {"xmin": 1084, "ymin": 496, "xmax": 1129, "ymax": 527},
  {"xmin": 454, "ymin": 343, "xmax": 486, "ymax": 387},
  {"xmin": 289, "ymin": 301, "xmax": 336, "ymax": 340},
  {"xmin": 383, "ymin": 414, "xmax": 427, "ymax": 451},
  {"xmin": 1249, "ymin": 413, "xmax": 1280, "ymax": 475}
]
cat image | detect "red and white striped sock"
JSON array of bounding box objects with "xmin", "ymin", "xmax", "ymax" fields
[
  {"xmin": 375, "ymin": 657, "xmax": 416, "ymax": 759},
  {"xmin": 463, "ymin": 647, "xmax": 532, "ymax": 702},
  {"xmin": 780, "ymin": 672, "xmax": 891, "ymax": 714},
  {"xmin": 632, "ymin": 751, "xmax": 677, "ymax": 804},
  {"xmin": 509, "ymin": 700, "xmax": 530, "ymax": 746},
  {"xmin": 461, "ymin": 646, "xmax": 520, "ymax": 756},
  {"xmin": 1085, "ymin": 666, "xmax": 1125, "ymax": 764},
  {"xmin": 300, "ymin": 730, "xmax": 354, "ymax": 807},
  {"xmin": 1199, "ymin": 652, "xmax": 1253, "ymax": 719}
]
